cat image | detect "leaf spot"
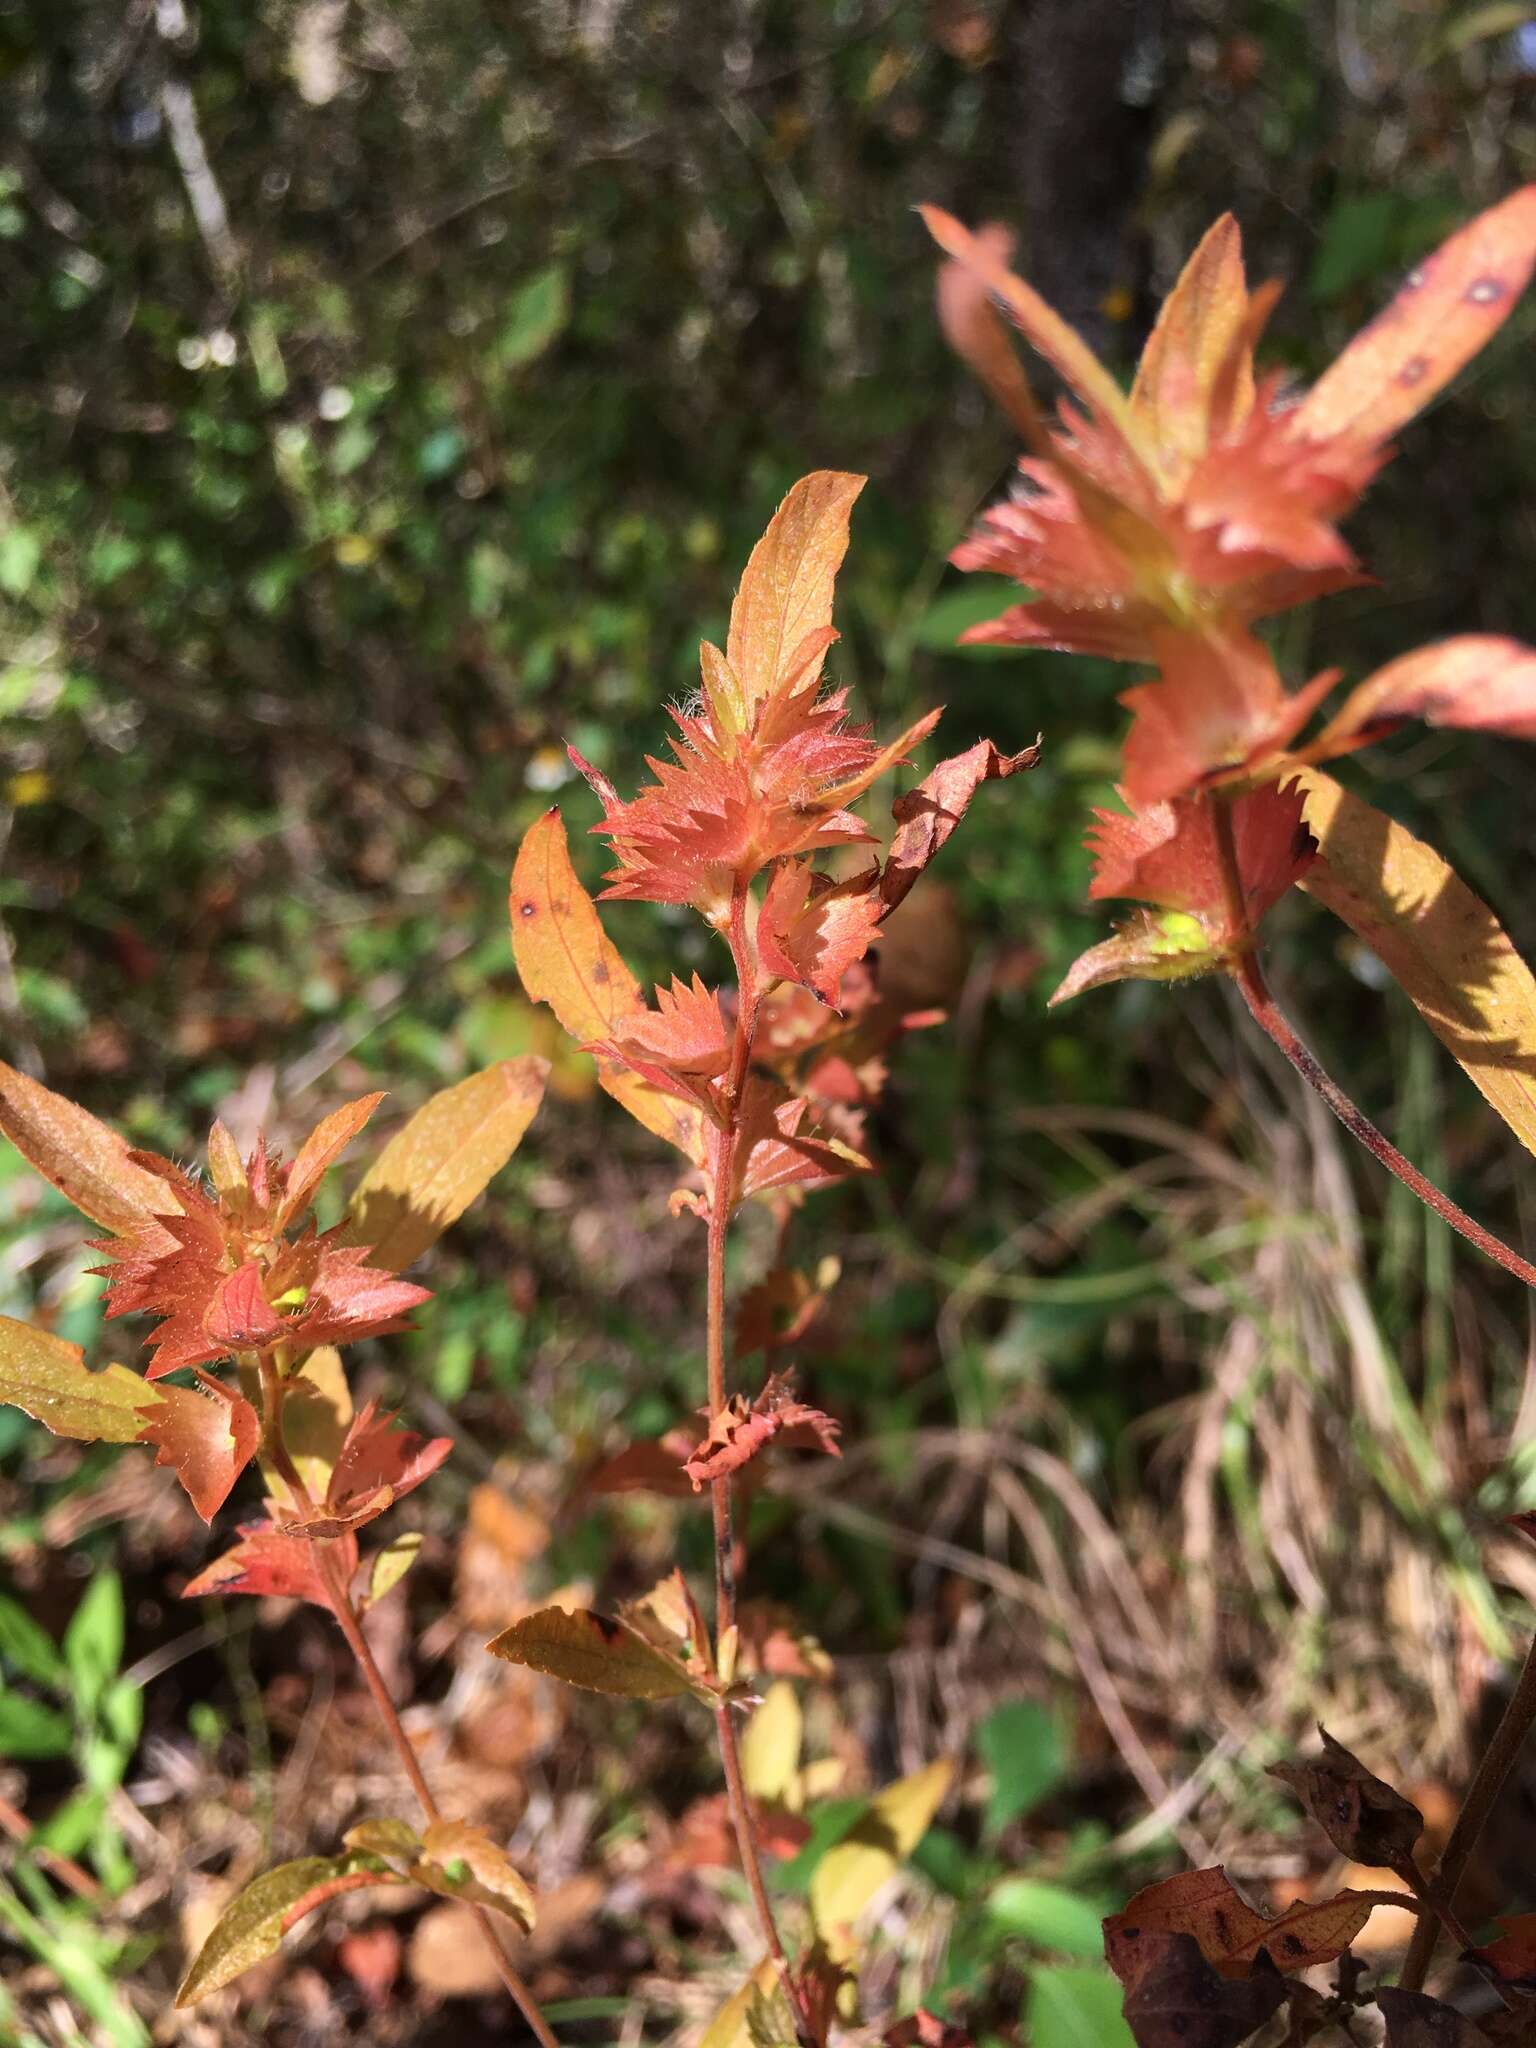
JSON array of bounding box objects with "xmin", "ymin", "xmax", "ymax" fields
[
  {"xmin": 518, "ymin": 900, "xmax": 537, "ymax": 918},
  {"xmin": 1466, "ymin": 275, "xmax": 1506, "ymax": 305},
  {"xmin": 1397, "ymin": 356, "xmax": 1430, "ymax": 387}
]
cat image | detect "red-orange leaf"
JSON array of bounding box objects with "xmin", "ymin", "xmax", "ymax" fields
[
  {"xmin": 1129, "ymin": 214, "xmax": 1252, "ymax": 484},
  {"xmin": 683, "ymin": 1369, "xmax": 841, "ymax": 1491},
  {"xmin": 0, "ymin": 1062, "xmax": 180, "ymax": 1238},
  {"xmin": 880, "ymin": 737, "xmax": 1041, "ymax": 916},
  {"xmin": 182, "ymin": 1522, "xmax": 358, "ymax": 1606},
  {"xmin": 1311, "ymin": 634, "xmax": 1536, "ymax": 755},
  {"xmin": 276, "ymin": 1093, "xmax": 385, "ymax": 1233},
  {"xmin": 1296, "ymin": 185, "xmax": 1536, "ymax": 447},
  {"xmin": 1468, "ymin": 1912, "xmax": 1536, "ymax": 1985},
  {"xmin": 138, "ymin": 1382, "xmax": 259, "ymax": 1523}
]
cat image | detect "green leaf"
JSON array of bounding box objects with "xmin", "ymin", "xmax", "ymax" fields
[
  {"xmin": 176, "ymin": 1853, "xmax": 396, "ymax": 2005},
  {"xmin": 33, "ymin": 1788, "xmax": 107, "ymax": 1860},
  {"xmin": 0, "ymin": 528, "xmax": 41, "ymax": 597},
  {"xmin": 0, "ymin": 1689, "xmax": 74, "ymax": 1759},
  {"xmin": 1025, "ymin": 1966, "xmax": 1135, "ymax": 2048},
  {"xmin": 911, "ymin": 576, "xmax": 1032, "ymax": 659},
  {"xmin": 0, "ymin": 1593, "xmax": 66, "ymax": 1691},
  {"xmin": 367, "ymin": 1530, "xmax": 422, "ymax": 1607},
  {"xmin": 0, "ymin": 1318, "xmax": 158, "ymax": 1444},
  {"xmin": 977, "ymin": 1699, "xmax": 1065, "ymax": 1834},
  {"xmin": 497, "ymin": 264, "xmax": 571, "ymax": 370},
  {"xmin": 987, "ymin": 1877, "xmax": 1106, "ymax": 1957},
  {"xmin": 1440, "ymin": 2, "xmax": 1535, "ymax": 55},
  {"xmin": 64, "ymin": 1572, "xmax": 124, "ymax": 1716}
]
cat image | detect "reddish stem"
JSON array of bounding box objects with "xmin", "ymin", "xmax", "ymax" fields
[
  {"xmin": 256, "ymin": 1352, "xmax": 558, "ymax": 2044},
  {"xmin": 703, "ymin": 880, "xmax": 810, "ymax": 2040},
  {"xmin": 0, "ymin": 1791, "xmax": 100, "ymax": 1900}
]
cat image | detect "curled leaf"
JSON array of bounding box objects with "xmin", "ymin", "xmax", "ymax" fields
[
  {"xmin": 683, "ymin": 1369, "xmax": 841, "ymax": 1491},
  {"xmin": 1105, "ymin": 1866, "xmax": 1375, "ymax": 1985},
  {"xmin": 1267, "ymin": 1727, "xmax": 1423, "ymax": 1873},
  {"xmin": 413, "ymin": 1820, "xmax": 536, "ymax": 1931},
  {"xmin": 485, "ymin": 1603, "xmax": 713, "ymax": 1701},
  {"xmin": 879, "ymin": 736, "xmax": 1041, "ymax": 918},
  {"xmin": 346, "ymin": 1060, "xmax": 548, "ymax": 1270}
]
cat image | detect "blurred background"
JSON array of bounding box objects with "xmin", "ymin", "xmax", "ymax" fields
[{"xmin": 5, "ymin": 0, "xmax": 1536, "ymax": 2041}]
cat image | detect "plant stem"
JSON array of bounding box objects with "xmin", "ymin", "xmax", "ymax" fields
[
  {"xmin": 315, "ymin": 1546, "xmax": 560, "ymax": 2047},
  {"xmin": 1204, "ymin": 793, "xmax": 1536, "ymax": 1291},
  {"xmin": 1400, "ymin": 1629, "xmax": 1536, "ymax": 1990},
  {"xmin": 702, "ymin": 881, "xmax": 809, "ymax": 2038}
]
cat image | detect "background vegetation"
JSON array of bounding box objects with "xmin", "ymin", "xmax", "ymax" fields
[{"xmin": 5, "ymin": 0, "xmax": 1536, "ymax": 2040}]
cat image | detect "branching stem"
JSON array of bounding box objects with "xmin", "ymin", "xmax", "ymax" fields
[{"xmin": 255, "ymin": 1350, "xmax": 558, "ymax": 2045}]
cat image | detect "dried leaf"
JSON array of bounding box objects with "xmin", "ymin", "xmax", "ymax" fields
[
  {"xmin": 1105, "ymin": 1866, "xmax": 1375, "ymax": 1985},
  {"xmin": 138, "ymin": 1381, "xmax": 260, "ymax": 1523},
  {"xmin": 346, "ymin": 1061, "xmax": 548, "ymax": 1270},
  {"xmin": 509, "ymin": 808, "xmax": 705, "ymax": 1163},
  {"xmin": 176, "ymin": 1853, "xmax": 399, "ymax": 2005},
  {"xmin": 1267, "ymin": 1727, "xmax": 1423, "ymax": 1872},
  {"xmin": 485, "ymin": 1603, "xmax": 712, "ymax": 1701},
  {"xmin": 1121, "ymin": 1931, "xmax": 1286, "ymax": 2048},
  {"xmin": 343, "ymin": 1817, "xmax": 423, "ymax": 1862},
  {"xmin": 880, "ymin": 736, "xmax": 1041, "ymax": 918},
  {"xmin": 1297, "ymin": 769, "xmax": 1536, "ymax": 1161},
  {"xmin": 0, "ymin": 1061, "xmax": 179, "ymax": 1236},
  {"xmin": 810, "ymin": 1758, "xmax": 953, "ymax": 1952},
  {"xmin": 0, "ymin": 1317, "xmax": 156, "ymax": 1443},
  {"xmin": 726, "ymin": 472, "xmax": 866, "ymax": 717},
  {"xmin": 1050, "ymin": 909, "xmax": 1229, "ymax": 1005},
  {"xmin": 1296, "ymin": 186, "xmax": 1536, "ymax": 447},
  {"xmin": 684, "ymin": 1370, "xmax": 841, "ymax": 1490}
]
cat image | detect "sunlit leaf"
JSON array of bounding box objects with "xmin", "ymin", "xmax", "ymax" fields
[
  {"xmin": 485, "ymin": 1603, "xmax": 712, "ymax": 1701},
  {"xmin": 725, "ymin": 471, "xmax": 865, "ymax": 719},
  {"xmin": 176, "ymin": 1853, "xmax": 400, "ymax": 2005},
  {"xmin": 739, "ymin": 1681, "xmax": 802, "ymax": 1805},
  {"xmin": 0, "ymin": 1061, "xmax": 177, "ymax": 1235},
  {"xmin": 0, "ymin": 1318, "xmax": 156, "ymax": 1444},
  {"xmin": 347, "ymin": 1060, "xmax": 548, "ymax": 1270},
  {"xmin": 810, "ymin": 1758, "xmax": 952, "ymax": 1951}
]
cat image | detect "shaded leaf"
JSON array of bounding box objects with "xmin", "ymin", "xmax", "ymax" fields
[
  {"xmin": 1297, "ymin": 769, "xmax": 1536, "ymax": 1161},
  {"xmin": 1376, "ymin": 1988, "xmax": 1492, "ymax": 2047},
  {"xmin": 1122, "ymin": 1931, "xmax": 1286, "ymax": 2048},
  {"xmin": 485, "ymin": 1603, "xmax": 712, "ymax": 1701},
  {"xmin": 282, "ymin": 1345, "xmax": 353, "ymax": 1501},
  {"xmin": 977, "ymin": 1698, "xmax": 1066, "ymax": 1834},
  {"xmin": 934, "ymin": 219, "xmax": 1045, "ymax": 442},
  {"xmin": 879, "ymin": 736, "xmax": 1041, "ymax": 918},
  {"xmin": 509, "ymin": 808, "xmax": 705, "ymax": 1162},
  {"xmin": 1026, "ymin": 1966, "xmax": 1137, "ymax": 2048},
  {"xmin": 0, "ymin": 1317, "xmax": 156, "ymax": 1443},
  {"xmin": 181, "ymin": 1522, "xmax": 357, "ymax": 1608},
  {"xmin": 346, "ymin": 1061, "xmax": 548, "ymax": 1271},
  {"xmin": 0, "ymin": 1691, "xmax": 75, "ymax": 1759},
  {"xmin": 176, "ymin": 1853, "xmax": 399, "ymax": 2005},
  {"xmin": 1267, "ymin": 1727, "xmax": 1423, "ymax": 1872},
  {"xmin": 698, "ymin": 1959, "xmax": 785, "ymax": 2048},
  {"xmin": 1314, "ymin": 635, "xmax": 1536, "ymax": 753},
  {"xmin": 0, "ymin": 1061, "xmax": 179, "ymax": 1236},
  {"xmin": 1468, "ymin": 1912, "xmax": 1536, "ymax": 1986},
  {"xmin": 366, "ymin": 1530, "xmax": 423, "ymax": 1608}
]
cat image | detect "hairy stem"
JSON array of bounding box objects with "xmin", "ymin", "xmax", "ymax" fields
[
  {"xmin": 1400, "ymin": 1630, "xmax": 1536, "ymax": 1991},
  {"xmin": 315, "ymin": 1545, "xmax": 560, "ymax": 2046},
  {"xmin": 1205, "ymin": 793, "xmax": 1536, "ymax": 1291},
  {"xmin": 702, "ymin": 881, "xmax": 808, "ymax": 2036}
]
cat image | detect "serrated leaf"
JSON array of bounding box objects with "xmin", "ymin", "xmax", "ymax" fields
[
  {"xmin": 0, "ymin": 1318, "xmax": 157, "ymax": 1444},
  {"xmin": 175, "ymin": 1853, "xmax": 397, "ymax": 2004},
  {"xmin": 810, "ymin": 1758, "xmax": 953, "ymax": 1950},
  {"xmin": 1298, "ymin": 769, "xmax": 1536, "ymax": 1161},
  {"xmin": 510, "ymin": 808, "xmax": 705, "ymax": 1162},
  {"xmin": 137, "ymin": 1381, "xmax": 259, "ymax": 1523},
  {"xmin": 485, "ymin": 1603, "xmax": 711, "ymax": 1701},
  {"xmin": 0, "ymin": 1061, "xmax": 178, "ymax": 1235},
  {"xmin": 347, "ymin": 1059, "xmax": 547, "ymax": 1270}
]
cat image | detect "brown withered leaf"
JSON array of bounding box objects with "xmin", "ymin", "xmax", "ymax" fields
[
  {"xmin": 1122, "ymin": 1933, "xmax": 1286, "ymax": 2048},
  {"xmin": 884, "ymin": 2014, "xmax": 973, "ymax": 2048},
  {"xmin": 1267, "ymin": 1726, "xmax": 1423, "ymax": 1873},
  {"xmin": 880, "ymin": 737, "xmax": 1041, "ymax": 918},
  {"xmin": 1105, "ymin": 1866, "xmax": 1375, "ymax": 1985},
  {"xmin": 1376, "ymin": 1988, "xmax": 1493, "ymax": 2047},
  {"xmin": 684, "ymin": 1369, "xmax": 841, "ymax": 1491}
]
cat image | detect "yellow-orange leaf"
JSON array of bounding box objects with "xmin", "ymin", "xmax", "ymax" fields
[
  {"xmin": 0, "ymin": 1061, "xmax": 179, "ymax": 1236},
  {"xmin": 810, "ymin": 1759, "xmax": 953, "ymax": 1954},
  {"xmin": 347, "ymin": 1059, "xmax": 548, "ymax": 1270},
  {"xmin": 726, "ymin": 471, "xmax": 865, "ymax": 719},
  {"xmin": 0, "ymin": 1317, "xmax": 155, "ymax": 1443},
  {"xmin": 1130, "ymin": 213, "xmax": 1251, "ymax": 481},
  {"xmin": 509, "ymin": 808, "xmax": 705, "ymax": 1163},
  {"xmin": 1296, "ymin": 185, "xmax": 1536, "ymax": 446},
  {"xmin": 1297, "ymin": 769, "xmax": 1536, "ymax": 1161},
  {"xmin": 485, "ymin": 1603, "xmax": 711, "ymax": 1702},
  {"xmin": 1105, "ymin": 1865, "xmax": 1375, "ymax": 1987}
]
